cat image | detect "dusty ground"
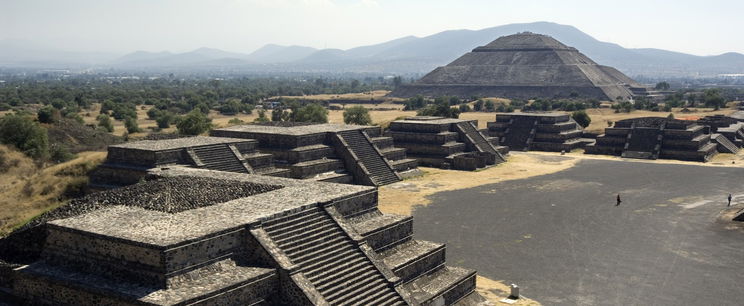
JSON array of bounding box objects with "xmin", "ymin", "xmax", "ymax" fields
[
  {"xmin": 0, "ymin": 145, "xmax": 105, "ymax": 235},
  {"xmin": 378, "ymin": 154, "xmax": 579, "ymax": 216},
  {"xmin": 476, "ymin": 276, "xmax": 541, "ymax": 305}
]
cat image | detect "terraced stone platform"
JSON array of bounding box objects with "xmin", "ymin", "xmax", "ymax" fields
[
  {"xmin": 0, "ymin": 167, "xmax": 487, "ymax": 305},
  {"xmin": 585, "ymin": 117, "xmax": 718, "ymax": 162},
  {"xmin": 388, "ymin": 117, "xmax": 506, "ymax": 170},
  {"xmin": 212, "ymin": 123, "xmax": 416, "ymax": 186},
  {"xmin": 486, "ymin": 112, "xmax": 586, "ymax": 152},
  {"xmin": 89, "ymin": 136, "xmax": 288, "ymax": 189}
]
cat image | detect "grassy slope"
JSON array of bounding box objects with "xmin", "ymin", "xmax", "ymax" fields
[{"xmin": 0, "ymin": 145, "xmax": 105, "ymax": 235}]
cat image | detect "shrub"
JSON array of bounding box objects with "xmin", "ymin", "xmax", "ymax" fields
[
  {"xmin": 293, "ymin": 103, "xmax": 328, "ymax": 123},
  {"xmin": 254, "ymin": 110, "xmax": 269, "ymax": 123},
  {"xmin": 228, "ymin": 118, "xmax": 245, "ymax": 125},
  {"xmin": 97, "ymin": 114, "xmax": 114, "ymax": 132},
  {"xmin": 37, "ymin": 106, "xmax": 59, "ymax": 124},
  {"xmin": 416, "ymin": 101, "xmax": 460, "ymax": 118},
  {"xmin": 49, "ymin": 144, "xmax": 75, "ymax": 163},
  {"xmin": 176, "ymin": 110, "xmax": 212, "ymax": 135},
  {"xmin": 571, "ymin": 110, "xmax": 591, "ymax": 128},
  {"xmin": 124, "ymin": 117, "xmax": 141, "ymax": 133},
  {"xmin": 156, "ymin": 112, "xmax": 175, "ymax": 128},
  {"xmin": 0, "ymin": 114, "xmax": 49, "ymax": 159},
  {"xmin": 343, "ymin": 106, "xmax": 372, "ymax": 125}
]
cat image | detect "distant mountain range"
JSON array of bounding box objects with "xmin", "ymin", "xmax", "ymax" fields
[{"xmin": 2, "ymin": 22, "xmax": 744, "ymax": 78}]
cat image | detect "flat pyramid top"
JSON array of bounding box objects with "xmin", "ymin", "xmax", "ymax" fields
[{"xmin": 476, "ymin": 32, "xmax": 573, "ymax": 51}]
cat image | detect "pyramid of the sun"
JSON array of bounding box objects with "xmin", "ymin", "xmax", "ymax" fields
[{"xmin": 391, "ymin": 32, "xmax": 648, "ymax": 101}]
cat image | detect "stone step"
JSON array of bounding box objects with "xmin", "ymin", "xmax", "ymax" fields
[
  {"xmin": 254, "ymin": 167, "xmax": 291, "ymax": 178},
  {"xmin": 273, "ymin": 219, "xmax": 335, "ymax": 245},
  {"xmin": 402, "ymin": 266, "xmax": 476, "ymax": 305},
  {"xmin": 283, "ymin": 235, "xmax": 347, "ymax": 259},
  {"xmin": 276, "ymin": 225, "xmax": 340, "ymax": 250},
  {"xmin": 289, "ymin": 158, "xmax": 345, "ymax": 179},
  {"xmin": 336, "ymin": 280, "xmax": 393, "ymax": 305},
  {"xmin": 299, "ymin": 247, "xmax": 358, "ymax": 273},
  {"xmin": 370, "ymin": 136, "xmax": 395, "ymax": 149},
  {"xmin": 350, "ymin": 212, "xmax": 414, "ymax": 252},
  {"xmin": 263, "ymin": 209, "xmax": 323, "ymax": 234},
  {"xmin": 380, "ymin": 240, "xmax": 446, "ymax": 283},
  {"xmin": 291, "ymin": 237, "xmax": 351, "ymax": 264},
  {"xmin": 309, "ymin": 258, "xmax": 370, "ymax": 287},
  {"xmin": 315, "ymin": 262, "xmax": 377, "ymax": 293},
  {"xmin": 350, "ymin": 285, "xmax": 403, "ymax": 306},
  {"xmin": 391, "ymin": 158, "xmax": 418, "ymax": 172},
  {"xmin": 312, "ymin": 172, "xmax": 354, "ymax": 184}
]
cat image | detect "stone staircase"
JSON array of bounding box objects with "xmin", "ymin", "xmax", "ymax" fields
[
  {"xmin": 622, "ymin": 125, "xmax": 663, "ymax": 160},
  {"xmin": 711, "ymin": 133, "xmax": 740, "ymax": 154},
  {"xmin": 501, "ymin": 117, "xmax": 538, "ymax": 151},
  {"xmin": 337, "ymin": 130, "xmax": 400, "ymax": 186},
  {"xmin": 345, "ymin": 209, "xmax": 480, "ymax": 305},
  {"xmin": 455, "ymin": 121, "xmax": 505, "ymax": 163},
  {"xmin": 262, "ymin": 207, "xmax": 406, "ymax": 305},
  {"xmin": 190, "ymin": 144, "xmax": 252, "ymax": 173}
]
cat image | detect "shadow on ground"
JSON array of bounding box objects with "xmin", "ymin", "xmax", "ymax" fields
[{"xmin": 414, "ymin": 159, "xmax": 744, "ymax": 306}]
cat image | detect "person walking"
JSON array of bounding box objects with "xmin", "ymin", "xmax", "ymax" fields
[
  {"xmin": 616, "ymin": 193, "xmax": 622, "ymax": 206},
  {"xmin": 728, "ymin": 193, "xmax": 732, "ymax": 207}
]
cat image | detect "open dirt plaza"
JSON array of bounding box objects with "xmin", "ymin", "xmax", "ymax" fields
[{"xmin": 380, "ymin": 152, "xmax": 744, "ymax": 305}]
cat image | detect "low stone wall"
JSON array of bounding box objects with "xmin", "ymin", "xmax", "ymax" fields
[
  {"xmin": 396, "ymin": 142, "xmax": 465, "ymax": 156},
  {"xmin": 388, "ymin": 131, "xmax": 458, "ymax": 145},
  {"xmin": 389, "ymin": 121, "xmax": 451, "ymax": 133},
  {"xmin": 363, "ymin": 217, "xmax": 414, "ymax": 252}
]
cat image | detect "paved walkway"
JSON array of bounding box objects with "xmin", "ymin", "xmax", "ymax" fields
[{"xmin": 414, "ymin": 159, "xmax": 744, "ymax": 306}]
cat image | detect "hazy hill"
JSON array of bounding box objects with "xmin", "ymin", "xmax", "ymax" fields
[{"xmin": 3, "ymin": 22, "xmax": 744, "ymax": 77}]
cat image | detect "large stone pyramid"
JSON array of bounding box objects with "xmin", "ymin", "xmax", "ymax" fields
[{"xmin": 391, "ymin": 32, "xmax": 647, "ymax": 101}]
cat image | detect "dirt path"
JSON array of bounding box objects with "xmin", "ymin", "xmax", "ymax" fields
[{"xmin": 378, "ymin": 153, "xmax": 578, "ymax": 216}]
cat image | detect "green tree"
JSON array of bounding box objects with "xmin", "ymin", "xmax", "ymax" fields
[
  {"xmin": 571, "ymin": 110, "xmax": 591, "ymax": 128},
  {"xmin": 404, "ymin": 95, "xmax": 427, "ymax": 111},
  {"xmin": 484, "ymin": 100, "xmax": 495, "ymax": 112},
  {"xmin": 147, "ymin": 107, "xmax": 162, "ymax": 120},
  {"xmin": 293, "ymin": 103, "xmax": 328, "ymax": 123},
  {"xmin": 0, "ymin": 114, "xmax": 49, "ymax": 159},
  {"xmin": 343, "ymin": 106, "xmax": 372, "ymax": 125},
  {"xmin": 219, "ymin": 99, "xmax": 242, "ymax": 115},
  {"xmin": 37, "ymin": 106, "xmax": 60, "ymax": 124},
  {"xmin": 416, "ymin": 101, "xmax": 460, "ymax": 118},
  {"xmin": 703, "ymin": 88, "xmax": 725, "ymax": 110},
  {"xmin": 459, "ymin": 104, "xmax": 471, "ymax": 113},
  {"xmin": 271, "ymin": 109, "xmax": 285, "ymax": 122},
  {"xmin": 124, "ymin": 117, "xmax": 141, "ymax": 133},
  {"xmin": 473, "ymin": 99, "xmax": 484, "ymax": 111},
  {"xmin": 254, "ymin": 109, "xmax": 269, "ymax": 123},
  {"xmin": 176, "ymin": 110, "xmax": 212, "ymax": 135},
  {"xmin": 97, "ymin": 114, "xmax": 114, "ymax": 132},
  {"xmin": 156, "ymin": 112, "xmax": 175, "ymax": 128}
]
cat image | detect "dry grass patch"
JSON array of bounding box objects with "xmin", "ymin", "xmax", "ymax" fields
[
  {"xmin": 377, "ymin": 153, "xmax": 578, "ymax": 218},
  {"xmin": 0, "ymin": 145, "xmax": 106, "ymax": 235},
  {"xmin": 274, "ymin": 90, "xmax": 403, "ymax": 102}
]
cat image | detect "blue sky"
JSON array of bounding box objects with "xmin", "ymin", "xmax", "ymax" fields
[{"xmin": 2, "ymin": 0, "xmax": 742, "ymax": 56}]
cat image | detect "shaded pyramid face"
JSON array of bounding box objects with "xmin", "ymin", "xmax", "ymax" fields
[{"xmin": 392, "ymin": 32, "xmax": 643, "ymax": 101}]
